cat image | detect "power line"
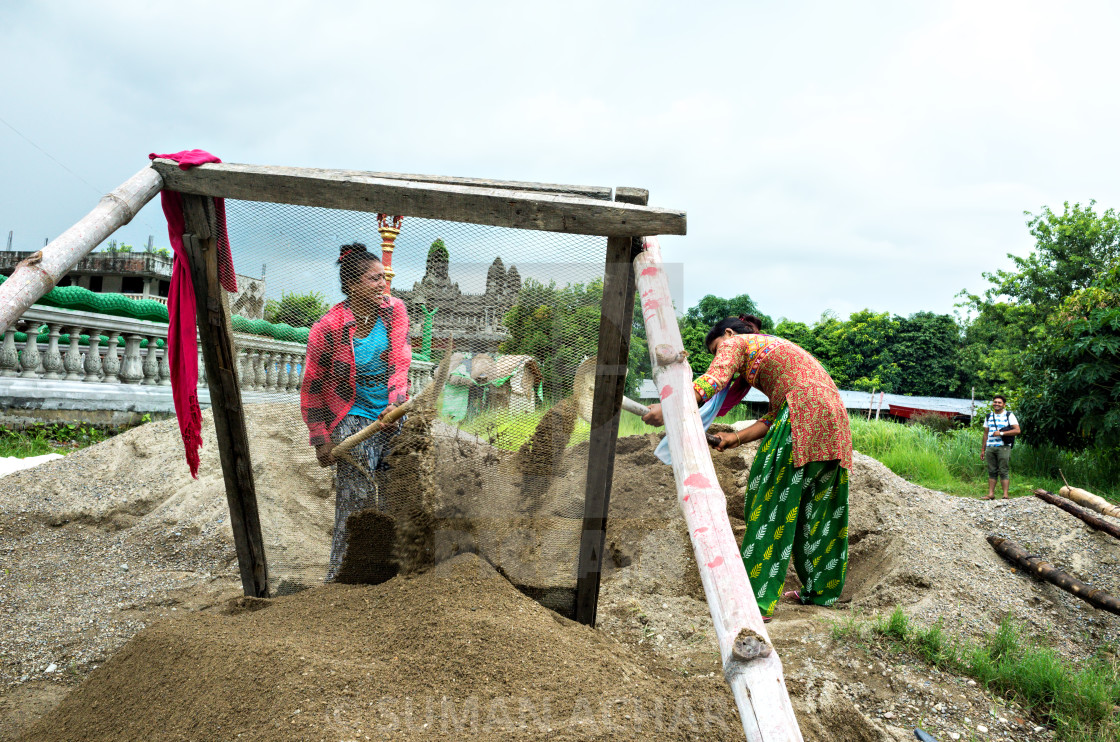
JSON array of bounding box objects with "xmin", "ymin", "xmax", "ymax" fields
[
  {"xmin": 0, "ymin": 113, "xmax": 105, "ymax": 197},
  {"xmin": 0, "ymin": 113, "xmax": 164, "ymax": 242}
]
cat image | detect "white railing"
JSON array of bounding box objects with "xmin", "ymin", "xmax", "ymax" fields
[
  {"xmin": 120, "ymin": 293, "xmax": 170, "ymax": 306},
  {"xmin": 0, "ymin": 305, "xmax": 436, "ymax": 397}
]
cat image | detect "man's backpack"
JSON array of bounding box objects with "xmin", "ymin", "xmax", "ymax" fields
[{"xmin": 989, "ymin": 413, "xmax": 1015, "ymax": 448}]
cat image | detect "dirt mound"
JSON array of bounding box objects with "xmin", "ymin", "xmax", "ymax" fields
[
  {"xmin": 19, "ymin": 554, "xmax": 743, "ymax": 742},
  {"xmin": 1, "ymin": 403, "xmax": 335, "ymax": 590}
]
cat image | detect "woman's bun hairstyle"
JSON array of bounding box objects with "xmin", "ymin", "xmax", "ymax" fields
[{"xmin": 338, "ymin": 242, "xmax": 382, "ymax": 295}]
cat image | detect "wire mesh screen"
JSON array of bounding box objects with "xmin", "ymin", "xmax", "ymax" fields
[{"xmin": 219, "ymin": 199, "xmax": 609, "ymax": 613}]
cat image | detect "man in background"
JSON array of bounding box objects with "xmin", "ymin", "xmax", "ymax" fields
[{"xmin": 981, "ymin": 394, "xmax": 1020, "ymax": 500}]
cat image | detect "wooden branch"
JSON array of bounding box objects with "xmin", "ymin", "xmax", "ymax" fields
[
  {"xmin": 1034, "ymin": 490, "xmax": 1120, "ymax": 541},
  {"xmin": 635, "ymin": 236, "xmax": 803, "ymax": 741},
  {"xmin": 988, "ymin": 535, "xmax": 1120, "ymax": 615},
  {"xmin": 574, "ymin": 188, "xmax": 646, "ymax": 626},
  {"xmin": 181, "ymin": 195, "xmax": 269, "ymax": 598},
  {"xmin": 150, "ymin": 160, "xmax": 686, "ymax": 237},
  {"xmin": 1058, "ymin": 485, "xmax": 1120, "ymax": 519},
  {"xmin": 0, "ymin": 166, "xmax": 163, "ymax": 333}
]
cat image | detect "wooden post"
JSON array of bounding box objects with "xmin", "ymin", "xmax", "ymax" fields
[
  {"xmin": 574, "ymin": 187, "xmax": 647, "ymax": 626},
  {"xmin": 876, "ymin": 391, "xmax": 884, "ymax": 421},
  {"xmin": 866, "ymin": 389, "xmax": 875, "ymax": 420},
  {"xmin": 0, "ymin": 166, "xmax": 162, "ymax": 333},
  {"xmin": 635, "ymin": 236, "xmax": 803, "ymax": 741},
  {"xmin": 181, "ymin": 194, "xmax": 269, "ymax": 598}
]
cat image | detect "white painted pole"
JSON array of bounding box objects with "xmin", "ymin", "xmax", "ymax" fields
[
  {"xmin": 635, "ymin": 237, "xmax": 803, "ymax": 741},
  {"xmin": 0, "ymin": 166, "xmax": 163, "ymax": 333}
]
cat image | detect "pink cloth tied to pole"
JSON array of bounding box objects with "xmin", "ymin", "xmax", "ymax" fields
[
  {"xmin": 149, "ymin": 150, "xmax": 238, "ymax": 477},
  {"xmin": 718, "ymin": 376, "xmax": 751, "ymax": 417}
]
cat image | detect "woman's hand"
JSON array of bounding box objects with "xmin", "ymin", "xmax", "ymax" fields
[
  {"xmin": 377, "ymin": 403, "xmax": 398, "ymax": 422},
  {"xmin": 641, "ymin": 403, "xmax": 665, "ymax": 427},
  {"xmin": 711, "ymin": 431, "xmax": 740, "ymax": 451},
  {"xmin": 315, "ymin": 441, "xmax": 335, "ymax": 467}
]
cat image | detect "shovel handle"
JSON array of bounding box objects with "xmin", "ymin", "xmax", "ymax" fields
[
  {"xmin": 621, "ymin": 396, "xmax": 650, "ymax": 418},
  {"xmin": 333, "ymin": 399, "xmax": 413, "ymax": 457}
]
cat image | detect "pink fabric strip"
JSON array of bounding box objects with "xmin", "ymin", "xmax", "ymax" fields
[{"xmin": 148, "ymin": 149, "xmax": 238, "ymax": 477}]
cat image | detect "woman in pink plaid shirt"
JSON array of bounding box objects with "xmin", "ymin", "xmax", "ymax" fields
[{"xmin": 300, "ymin": 243, "xmax": 411, "ymax": 580}]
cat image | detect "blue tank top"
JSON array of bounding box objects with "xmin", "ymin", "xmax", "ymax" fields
[{"xmin": 349, "ymin": 319, "xmax": 390, "ymax": 420}]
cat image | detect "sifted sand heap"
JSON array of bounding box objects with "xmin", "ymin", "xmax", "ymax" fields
[{"xmin": 19, "ymin": 554, "xmax": 743, "ymax": 742}]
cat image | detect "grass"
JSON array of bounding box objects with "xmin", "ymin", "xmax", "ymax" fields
[
  {"xmin": 447, "ymin": 402, "xmax": 756, "ymax": 452},
  {"xmin": 0, "ymin": 423, "xmax": 112, "ymax": 459},
  {"xmin": 832, "ymin": 607, "xmax": 1120, "ymax": 741},
  {"xmin": 445, "ymin": 402, "xmax": 1120, "ymax": 505},
  {"xmin": 849, "ymin": 416, "xmax": 1119, "ymax": 503}
]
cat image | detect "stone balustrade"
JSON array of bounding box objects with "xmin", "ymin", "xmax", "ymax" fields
[{"xmin": 0, "ymin": 304, "xmax": 436, "ymax": 402}]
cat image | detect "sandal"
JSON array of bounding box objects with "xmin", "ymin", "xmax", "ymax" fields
[
  {"xmin": 782, "ymin": 590, "xmax": 801, "ymax": 602},
  {"xmin": 981, "ymin": 495, "xmax": 996, "ymax": 500},
  {"xmin": 762, "ymin": 616, "xmax": 772, "ymax": 623}
]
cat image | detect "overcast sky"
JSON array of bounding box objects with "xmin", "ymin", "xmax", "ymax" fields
[{"xmin": 3, "ymin": 1, "xmax": 1118, "ymax": 324}]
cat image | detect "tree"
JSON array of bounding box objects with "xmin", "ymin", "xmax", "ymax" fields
[
  {"xmin": 501, "ymin": 278, "xmax": 604, "ymax": 400},
  {"xmin": 680, "ymin": 293, "xmax": 771, "ymax": 376},
  {"xmin": 683, "ymin": 293, "xmax": 772, "ymax": 331},
  {"xmin": 263, "ymin": 290, "xmax": 330, "ymax": 328},
  {"xmin": 892, "ymin": 312, "xmax": 966, "ymax": 397},
  {"xmin": 1018, "ymin": 260, "xmax": 1120, "ymax": 452},
  {"xmin": 811, "ymin": 310, "xmax": 900, "ymax": 392},
  {"xmin": 985, "ymin": 201, "xmax": 1120, "ymax": 312},
  {"xmin": 959, "ymin": 201, "xmax": 1120, "ymax": 402}
]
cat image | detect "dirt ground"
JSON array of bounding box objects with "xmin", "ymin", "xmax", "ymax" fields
[{"xmin": 2, "ymin": 407, "xmax": 1119, "ymax": 741}]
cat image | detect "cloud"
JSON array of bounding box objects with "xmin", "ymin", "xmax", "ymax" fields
[{"xmin": 2, "ymin": 0, "xmax": 1119, "ymax": 324}]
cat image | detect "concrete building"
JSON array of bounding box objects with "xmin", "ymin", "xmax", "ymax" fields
[
  {"xmin": 0, "ymin": 249, "xmax": 267, "ymax": 319},
  {"xmin": 392, "ymin": 240, "xmax": 521, "ymax": 353}
]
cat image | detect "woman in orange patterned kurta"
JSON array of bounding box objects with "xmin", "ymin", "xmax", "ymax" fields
[{"xmin": 643, "ymin": 316, "xmax": 853, "ymax": 619}]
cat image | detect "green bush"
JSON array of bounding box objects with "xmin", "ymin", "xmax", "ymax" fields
[{"xmin": 909, "ymin": 411, "xmax": 959, "ymax": 434}]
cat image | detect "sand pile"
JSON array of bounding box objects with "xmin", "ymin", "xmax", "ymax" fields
[
  {"xmin": 2, "ymin": 403, "xmax": 336, "ymax": 590},
  {"xmin": 7, "ymin": 406, "xmax": 1120, "ymax": 740},
  {"xmin": 19, "ymin": 553, "xmax": 742, "ymax": 742}
]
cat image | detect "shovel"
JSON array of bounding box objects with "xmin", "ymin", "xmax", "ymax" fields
[
  {"xmin": 333, "ymin": 338, "xmax": 454, "ymax": 463},
  {"xmin": 572, "ymin": 358, "xmax": 721, "ymax": 447}
]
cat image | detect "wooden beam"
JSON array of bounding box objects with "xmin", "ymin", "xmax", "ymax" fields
[
  {"xmin": 0, "ymin": 166, "xmax": 163, "ymax": 334},
  {"xmin": 150, "ymin": 160, "xmax": 686, "ymax": 237},
  {"xmin": 574, "ymin": 188, "xmax": 647, "ymax": 626},
  {"xmin": 636, "ymin": 236, "xmax": 803, "ymax": 741},
  {"xmin": 181, "ymin": 195, "xmax": 269, "ymax": 598},
  {"xmin": 300, "ymin": 169, "xmax": 612, "ymax": 200}
]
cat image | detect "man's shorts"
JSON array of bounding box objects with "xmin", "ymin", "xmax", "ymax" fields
[{"xmin": 985, "ymin": 445, "xmax": 1011, "ymax": 480}]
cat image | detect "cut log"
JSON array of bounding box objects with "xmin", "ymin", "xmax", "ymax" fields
[
  {"xmin": 635, "ymin": 236, "xmax": 803, "ymax": 741},
  {"xmin": 1057, "ymin": 485, "xmax": 1120, "ymax": 519},
  {"xmin": 1034, "ymin": 490, "xmax": 1120, "ymax": 541},
  {"xmin": 0, "ymin": 166, "xmax": 163, "ymax": 333},
  {"xmin": 987, "ymin": 535, "xmax": 1120, "ymax": 615}
]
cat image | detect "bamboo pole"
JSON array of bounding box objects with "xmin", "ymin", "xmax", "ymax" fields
[
  {"xmin": 635, "ymin": 237, "xmax": 803, "ymax": 742},
  {"xmin": 988, "ymin": 535, "xmax": 1120, "ymax": 615},
  {"xmin": 0, "ymin": 166, "xmax": 163, "ymax": 333},
  {"xmin": 1034, "ymin": 490, "xmax": 1120, "ymax": 541},
  {"xmin": 1057, "ymin": 485, "xmax": 1120, "ymax": 519}
]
